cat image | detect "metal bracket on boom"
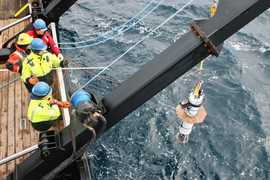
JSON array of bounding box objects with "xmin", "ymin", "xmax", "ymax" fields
[
  {"xmin": 191, "ymin": 22, "xmax": 219, "ymax": 57},
  {"xmin": 31, "ymin": 0, "xmax": 44, "ymax": 20}
]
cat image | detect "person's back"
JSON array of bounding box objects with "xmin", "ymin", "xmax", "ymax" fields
[
  {"xmin": 22, "ymin": 51, "xmax": 61, "ymax": 77},
  {"xmin": 27, "ymin": 18, "xmax": 63, "ymax": 59},
  {"xmin": 27, "ymin": 82, "xmax": 69, "ymax": 131},
  {"xmin": 28, "ymin": 98, "xmax": 61, "ymax": 124},
  {"xmin": 6, "ymin": 33, "xmax": 33, "ymax": 73},
  {"xmin": 21, "ymin": 38, "xmax": 62, "ymax": 91}
]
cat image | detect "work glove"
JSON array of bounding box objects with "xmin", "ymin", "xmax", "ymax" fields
[
  {"xmin": 60, "ymin": 101, "xmax": 71, "ymax": 108},
  {"xmin": 60, "ymin": 59, "xmax": 69, "ymax": 68},
  {"xmin": 58, "ymin": 53, "xmax": 64, "ymax": 61},
  {"xmin": 49, "ymin": 99, "xmax": 70, "ymax": 108},
  {"xmin": 5, "ymin": 63, "xmax": 13, "ymax": 71},
  {"xmin": 28, "ymin": 76, "xmax": 39, "ymax": 85}
]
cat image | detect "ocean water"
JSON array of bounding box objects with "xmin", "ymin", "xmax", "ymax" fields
[{"xmin": 59, "ymin": 0, "xmax": 270, "ymax": 179}]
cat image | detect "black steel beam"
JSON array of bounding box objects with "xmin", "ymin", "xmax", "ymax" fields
[
  {"xmin": 102, "ymin": 0, "xmax": 270, "ymax": 128},
  {"xmin": 8, "ymin": 0, "xmax": 270, "ymax": 179},
  {"xmin": 42, "ymin": 0, "xmax": 79, "ymax": 22}
]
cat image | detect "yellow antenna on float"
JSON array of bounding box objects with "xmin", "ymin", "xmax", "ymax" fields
[{"xmin": 193, "ymin": 81, "xmax": 202, "ymax": 98}]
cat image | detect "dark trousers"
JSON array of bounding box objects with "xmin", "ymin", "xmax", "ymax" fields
[{"xmin": 31, "ymin": 120, "xmax": 56, "ymax": 132}]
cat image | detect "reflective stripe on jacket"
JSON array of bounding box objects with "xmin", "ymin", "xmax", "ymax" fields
[
  {"xmin": 21, "ymin": 51, "xmax": 61, "ymax": 82},
  {"xmin": 27, "ymin": 98, "xmax": 61, "ymax": 123}
]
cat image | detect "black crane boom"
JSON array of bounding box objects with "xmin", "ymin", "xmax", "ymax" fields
[{"xmin": 8, "ymin": 0, "xmax": 270, "ymax": 179}]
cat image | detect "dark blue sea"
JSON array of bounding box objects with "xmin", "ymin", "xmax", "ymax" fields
[{"xmin": 59, "ymin": 0, "xmax": 270, "ymax": 179}]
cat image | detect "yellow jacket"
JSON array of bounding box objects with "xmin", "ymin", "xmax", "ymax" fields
[
  {"xmin": 27, "ymin": 97, "xmax": 61, "ymax": 123},
  {"xmin": 21, "ymin": 51, "xmax": 61, "ymax": 82}
]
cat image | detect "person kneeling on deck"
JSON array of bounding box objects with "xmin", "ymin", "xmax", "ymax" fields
[
  {"xmin": 27, "ymin": 18, "xmax": 64, "ymax": 60},
  {"xmin": 21, "ymin": 38, "xmax": 66, "ymax": 92},
  {"xmin": 71, "ymin": 90, "xmax": 107, "ymax": 141},
  {"xmin": 27, "ymin": 82, "xmax": 70, "ymax": 131},
  {"xmin": 176, "ymin": 81, "xmax": 207, "ymax": 144},
  {"xmin": 5, "ymin": 33, "xmax": 33, "ymax": 74}
]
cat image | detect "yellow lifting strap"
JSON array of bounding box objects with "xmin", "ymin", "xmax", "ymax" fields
[{"xmin": 14, "ymin": 2, "xmax": 30, "ymax": 18}]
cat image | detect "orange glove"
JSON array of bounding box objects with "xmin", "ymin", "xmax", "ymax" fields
[
  {"xmin": 49, "ymin": 99, "xmax": 70, "ymax": 108},
  {"xmin": 29, "ymin": 76, "xmax": 39, "ymax": 85},
  {"xmin": 59, "ymin": 101, "xmax": 70, "ymax": 108}
]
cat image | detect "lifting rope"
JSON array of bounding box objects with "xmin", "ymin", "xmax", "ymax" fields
[
  {"xmin": 59, "ymin": 0, "xmax": 156, "ymax": 45},
  {"xmin": 72, "ymin": 0, "xmax": 195, "ymax": 93},
  {"xmin": 0, "ymin": 66, "xmax": 106, "ymax": 90},
  {"xmin": 59, "ymin": 0, "xmax": 165, "ymax": 49}
]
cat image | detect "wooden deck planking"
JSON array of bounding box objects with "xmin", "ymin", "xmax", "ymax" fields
[
  {"xmin": 0, "ymin": 72, "xmax": 9, "ymax": 177},
  {"xmin": 15, "ymin": 74, "xmax": 23, "ymax": 165},
  {"xmin": 0, "ymin": 0, "xmax": 29, "ymax": 19},
  {"xmin": 7, "ymin": 73, "xmax": 16, "ymax": 175},
  {"xmin": 0, "ymin": 2, "xmax": 70, "ymax": 178},
  {"xmin": 0, "ymin": 14, "xmax": 36, "ymax": 179},
  {"xmin": 0, "ymin": 71, "xmax": 4, "ymax": 178},
  {"xmin": 21, "ymin": 83, "xmax": 31, "ymax": 150}
]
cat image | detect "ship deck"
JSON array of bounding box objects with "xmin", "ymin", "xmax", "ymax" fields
[
  {"xmin": 0, "ymin": 1, "xmax": 70, "ymax": 179},
  {"xmin": 0, "ymin": 16, "xmax": 38, "ymax": 179}
]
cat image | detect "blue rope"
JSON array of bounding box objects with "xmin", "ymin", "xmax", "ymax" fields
[
  {"xmin": 59, "ymin": 0, "xmax": 156, "ymax": 45},
  {"xmin": 60, "ymin": 0, "xmax": 164, "ymax": 49}
]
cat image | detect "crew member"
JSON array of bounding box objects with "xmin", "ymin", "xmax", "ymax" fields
[
  {"xmin": 27, "ymin": 82, "xmax": 70, "ymax": 131},
  {"xmin": 5, "ymin": 33, "xmax": 33, "ymax": 73},
  {"xmin": 21, "ymin": 38, "xmax": 65, "ymax": 92},
  {"xmin": 176, "ymin": 81, "xmax": 207, "ymax": 143},
  {"xmin": 71, "ymin": 90, "xmax": 107, "ymax": 142},
  {"xmin": 27, "ymin": 18, "xmax": 64, "ymax": 60}
]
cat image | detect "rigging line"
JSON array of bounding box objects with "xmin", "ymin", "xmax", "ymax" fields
[
  {"xmin": 54, "ymin": 67, "xmax": 106, "ymax": 70},
  {"xmin": 75, "ymin": 0, "xmax": 195, "ymax": 92},
  {"xmin": 0, "ymin": 77, "xmax": 20, "ymax": 91},
  {"xmin": 79, "ymin": 0, "xmax": 156, "ymax": 37},
  {"xmin": 0, "ymin": 67, "xmax": 106, "ymax": 71},
  {"xmin": 60, "ymin": 0, "xmax": 165, "ymax": 49},
  {"xmin": 59, "ymin": 0, "xmax": 156, "ymax": 45}
]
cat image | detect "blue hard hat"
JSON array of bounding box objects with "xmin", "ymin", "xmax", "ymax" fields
[
  {"xmin": 33, "ymin": 19, "xmax": 48, "ymax": 31},
  {"xmin": 30, "ymin": 38, "xmax": 47, "ymax": 51},
  {"xmin": 31, "ymin": 82, "xmax": 52, "ymax": 98},
  {"xmin": 71, "ymin": 90, "xmax": 92, "ymax": 107}
]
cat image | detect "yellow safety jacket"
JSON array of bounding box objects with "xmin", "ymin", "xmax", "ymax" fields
[
  {"xmin": 21, "ymin": 51, "xmax": 61, "ymax": 82},
  {"xmin": 27, "ymin": 98, "xmax": 61, "ymax": 123}
]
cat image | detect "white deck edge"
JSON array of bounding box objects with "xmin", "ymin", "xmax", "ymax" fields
[{"xmin": 50, "ymin": 22, "xmax": 71, "ymax": 127}]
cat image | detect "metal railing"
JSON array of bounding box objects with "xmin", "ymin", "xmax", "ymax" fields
[
  {"xmin": 0, "ymin": 14, "xmax": 31, "ymax": 33},
  {"xmin": 0, "ymin": 145, "xmax": 38, "ymax": 165}
]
